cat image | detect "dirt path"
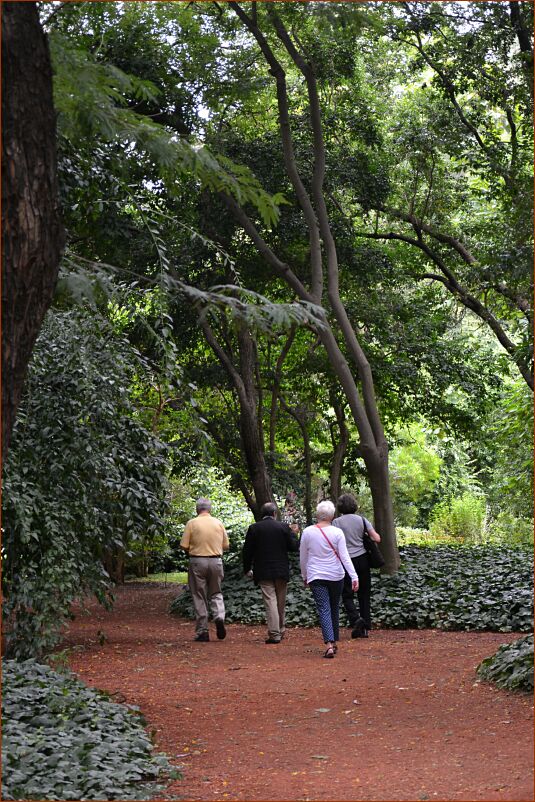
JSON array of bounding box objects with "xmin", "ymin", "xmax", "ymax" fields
[{"xmin": 63, "ymin": 584, "xmax": 533, "ymax": 802}]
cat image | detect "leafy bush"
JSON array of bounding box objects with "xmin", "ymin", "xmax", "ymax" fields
[
  {"xmin": 1, "ymin": 659, "xmax": 179, "ymax": 800},
  {"xmin": 164, "ymin": 468, "xmax": 254, "ymax": 560},
  {"xmin": 389, "ymin": 423, "xmax": 442, "ymax": 527},
  {"xmin": 2, "ymin": 311, "xmax": 169, "ymax": 659},
  {"xmin": 485, "ymin": 512, "xmax": 534, "ymax": 549},
  {"xmin": 170, "ymin": 546, "xmax": 534, "ymax": 633},
  {"xmin": 429, "ymin": 491, "xmax": 487, "ymax": 543},
  {"xmin": 396, "ymin": 526, "xmax": 459, "ymax": 546},
  {"xmin": 477, "ymin": 635, "xmax": 534, "ymax": 692}
]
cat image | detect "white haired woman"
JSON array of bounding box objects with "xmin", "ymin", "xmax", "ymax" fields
[{"xmin": 300, "ymin": 500, "xmax": 358, "ymax": 658}]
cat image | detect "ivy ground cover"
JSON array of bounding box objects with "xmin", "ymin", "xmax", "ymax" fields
[
  {"xmin": 171, "ymin": 545, "xmax": 534, "ymax": 633},
  {"xmin": 1, "ymin": 659, "xmax": 179, "ymax": 801}
]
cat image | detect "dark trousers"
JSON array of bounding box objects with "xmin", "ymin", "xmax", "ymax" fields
[
  {"xmin": 309, "ymin": 579, "xmax": 344, "ymax": 643},
  {"xmin": 342, "ymin": 553, "xmax": 371, "ymax": 629}
]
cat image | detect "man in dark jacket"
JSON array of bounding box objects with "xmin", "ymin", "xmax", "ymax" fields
[{"xmin": 242, "ymin": 502, "xmax": 299, "ymax": 644}]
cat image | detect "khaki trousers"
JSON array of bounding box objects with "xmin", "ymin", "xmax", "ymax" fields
[
  {"xmin": 258, "ymin": 578, "xmax": 288, "ymax": 641},
  {"xmin": 188, "ymin": 557, "xmax": 225, "ymax": 634}
]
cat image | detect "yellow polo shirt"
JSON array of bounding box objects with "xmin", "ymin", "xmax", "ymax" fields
[{"xmin": 181, "ymin": 514, "xmax": 229, "ymax": 557}]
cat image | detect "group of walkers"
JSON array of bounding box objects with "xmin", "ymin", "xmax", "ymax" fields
[{"xmin": 179, "ymin": 494, "xmax": 381, "ymax": 658}]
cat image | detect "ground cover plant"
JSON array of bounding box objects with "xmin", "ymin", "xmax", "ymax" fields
[
  {"xmin": 170, "ymin": 545, "xmax": 534, "ymax": 633},
  {"xmin": 1, "ymin": 659, "xmax": 180, "ymax": 801},
  {"xmin": 477, "ymin": 634, "xmax": 534, "ymax": 692}
]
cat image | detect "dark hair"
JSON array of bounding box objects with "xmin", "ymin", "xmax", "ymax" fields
[
  {"xmin": 260, "ymin": 502, "xmax": 277, "ymax": 518},
  {"xmin": 337, "ymin": 493, "xmax": 357, "ymax": 515}
]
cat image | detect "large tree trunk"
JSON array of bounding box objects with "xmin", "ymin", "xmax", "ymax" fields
[
  {"xmin": 317, "ymin": 325, "xmax": 400, "ymax": 572},
  {"xmin": 1, "ymin": 2, "xmax": 65, "ymax": 460}
]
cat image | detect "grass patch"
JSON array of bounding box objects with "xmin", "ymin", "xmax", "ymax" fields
[{"xmin": 126, "ymin": 572, "xmax": 187, "ymax": 585}]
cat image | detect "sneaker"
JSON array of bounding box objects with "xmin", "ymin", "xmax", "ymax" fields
[
  {"xmin": 265, "ymin": 637, "xmax": 281, "ymax": 644},
  {"xmin": 215, "ymin": 619, "xmax": 226, "ymax": 640},
  {"xmin": 194, "ymin": 632, "xmax": 209, "ymax": 642}
]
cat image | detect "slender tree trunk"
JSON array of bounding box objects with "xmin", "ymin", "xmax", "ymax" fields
[
  {"xmin": 281, "ymin": 399, "xmax": 313, "ymax": 524},
  {"xmin": 201, "ymin": 318, "xmax": 273, "ymax": 519},
  {"xmin": 1, "ymin": 2, "xmax": 65, "ymax": 460},
  {"xmin": 329, "ymin": 396, "xmax": 349, "ymax": 501}
]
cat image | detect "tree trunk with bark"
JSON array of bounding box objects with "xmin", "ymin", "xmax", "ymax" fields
[
  {"xmin": 280, "ymin": 398, "xmax": 313, "ymax": 524},
  {"xmin": 329, "ymin": 395, "xmax": 349, "ymax": 501},
  {"xmin": 2, "ymin": 2, "xmax": 65, "ymax": 460},
  {"xmin": 201, "ymin": 318, "xmax": 273, "ymax": 520}
]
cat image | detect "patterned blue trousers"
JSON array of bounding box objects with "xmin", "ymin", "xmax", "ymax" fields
[{"xmin": 309, "ymin": 579, "xmax": 344, "ymax": 643}]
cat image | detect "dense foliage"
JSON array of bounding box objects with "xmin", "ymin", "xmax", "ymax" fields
[
  {"xmin": 477, "ymin": 635, "xmax": 534, "ymax": 692},
  {"xmin": 1, "ymin": 659, "xmax": 179, "ymax": 800},
  {"xmin": 140, "ymin": 468, "xmax": 254, "ymax": 574},
  {"xmin": 2, "ymin": 311, "xmax": 169, "ymax": 659},
  {"xmin": 4, "ymin": 1, "xmax": 532, "ymax": 656},
  {"xmin": 171, "ymin": 546, "xmax": 533, "ymax": 633}
]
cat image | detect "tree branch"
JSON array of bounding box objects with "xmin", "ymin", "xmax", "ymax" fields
[
  {"xmin": 228, "ymin": 2, "xmax": 324, "ymax": 301},
  {"xmin": 362, "ymin": 230, "xmax": 533, "ymax": 387},
  {"xmin": 218, "ymin": 191, "xmax": 313, "ymax": 303}
]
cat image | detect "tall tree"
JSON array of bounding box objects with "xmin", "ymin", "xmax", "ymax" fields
[
  {"xmin": 2, "ymin": 2, "xmax": 65, "ymax": 460},
  {"xmin": 219, "ymin": 3, "xmax": 401, "ymax": 570}
]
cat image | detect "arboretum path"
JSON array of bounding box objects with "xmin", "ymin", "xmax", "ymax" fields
[{"xmin": 63, "ymin": 584, "xmax": 534, "ymax": 802}]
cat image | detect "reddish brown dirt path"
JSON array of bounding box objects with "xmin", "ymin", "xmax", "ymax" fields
[{"xmin": 63, "ymin": 584, "xmax": 534, "ymax": 802}]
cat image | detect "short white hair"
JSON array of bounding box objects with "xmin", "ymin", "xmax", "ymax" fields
[
  {"xmin": 196, "ymin": 497, "xmax": 212, "ymax": 513},
  {"xmin": 316, "ymin": 500, "xmax": 335, "ymax": 521}
]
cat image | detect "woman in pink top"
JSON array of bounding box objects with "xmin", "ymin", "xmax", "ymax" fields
[{"xmin": 300, "ymin": 500, "xmax": 358, "ymax": 658}]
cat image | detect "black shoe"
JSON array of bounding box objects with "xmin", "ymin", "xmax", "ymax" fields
[
  {"xmin": 215, "ymin": 619, "xmax": 226, "ymax": 640},
  {"xmin": 194, "ymin": 632, "xmax": 209, "ymax": 642},
  {"xmin": 351, "ymin": 618, "xmax": 368, "ymax": 639},
  {"xmin": 265, "ymin": 637, "xmax": 281, "ymax": 644}
]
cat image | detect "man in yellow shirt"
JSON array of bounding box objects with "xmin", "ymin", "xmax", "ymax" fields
[{"xmin": 180, "ymin": 498, "xmax": 230, "ymax": 641}]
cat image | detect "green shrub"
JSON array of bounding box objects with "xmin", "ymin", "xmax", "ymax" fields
[
  {"xmin": 485, "ymin": 512, "xmax": 534, "ymax": 548},
  {"xmin": 395, "ymin": 526, "xmax": 460, "ymax": 546},
  {"xmin": 477, "ymin": 635, "xmax": 534, "ymax": 692},
  {"xmin": 2, "ymin": 311, "xmax": 169, "ymax": 659},
  {"xmin": 429, "ymin": 492, "xmax": 487, "ymax": 543},
  {"xmin": 1, "ymin": 659, "xmax": 179, "ymax": 800},
  {"xmin": 165, "ymin": 468, "xmax": 254, "ymax": 558},
  {"xmin": 170, "ymin": 546, "xmax": 534, "ymax": 633}
]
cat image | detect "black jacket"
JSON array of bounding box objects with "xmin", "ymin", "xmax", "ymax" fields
[{"xmin": 242, "ymin": 517, "xmax": 299, "ymax": 582}]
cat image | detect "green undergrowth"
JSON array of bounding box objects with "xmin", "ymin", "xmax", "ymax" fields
[
  {"xmin": 126, "ymin": 572, "xmax": 188, "ymax": 584},
  {"xmin": 170, "ymin": 545, "xmax": 533, "ymax": 633},
  {"xmin": 2, "ymin": 659, "xmax": 180, "ymax": 800},
  {"xmin": 477, "ymin": 634, "xmax": 534, "ymax": 692}
]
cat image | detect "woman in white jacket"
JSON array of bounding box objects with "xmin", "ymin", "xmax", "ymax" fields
[{"xmin": 300, "ymin": 500, "xmax": 358, "ymax": 658}]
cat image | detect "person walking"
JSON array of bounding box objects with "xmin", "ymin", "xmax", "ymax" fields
[
  {"xmin": 180, "ymin": 497, "xmax": 229, "ymax": 642},
  {"xmin": 242, "ymin": 502, "xmax": 299, "ymax": 644},
  {"xmin": 300, "ymin": 500, "xmax": 358, "ymax": 658},
  {"xmin": 333, "ymin": 493, "xmax": 382, "ymax": 638}
]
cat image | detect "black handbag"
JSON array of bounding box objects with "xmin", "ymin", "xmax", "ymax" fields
[{"xmin": 362, "ymin": 517, "xmax": 385, "ymax": 569}]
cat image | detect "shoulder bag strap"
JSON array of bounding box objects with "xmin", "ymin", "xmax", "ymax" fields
[{"xmin": 315, "ymin": 525, "xmax": 342, "ymax": 563}]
